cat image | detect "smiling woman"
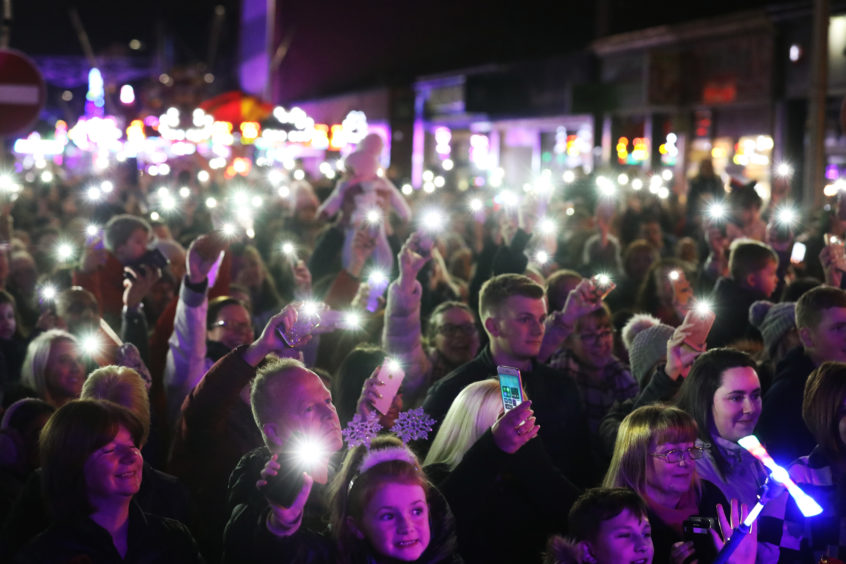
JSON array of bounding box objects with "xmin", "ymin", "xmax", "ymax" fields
[{"xmin": 13, "ymin": 400, "xmax": 202, "ymax": 563}]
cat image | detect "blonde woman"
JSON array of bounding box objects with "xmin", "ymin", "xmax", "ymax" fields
[{"xmin": 424, "ymin": 380, "xmax": 578, "ymax": 564}]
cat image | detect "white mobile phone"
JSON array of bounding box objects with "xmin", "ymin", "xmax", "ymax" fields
[
  {"xmin": 371, "ymin": 359, "xmax": 404, "ymax": 415},
  {"xmin": 790, "ymin": 241, "xmax": 807, "ymax": 264},
  {"xmin": 497, "ymin": 365, "xmax": 524, "ymax": 412}
]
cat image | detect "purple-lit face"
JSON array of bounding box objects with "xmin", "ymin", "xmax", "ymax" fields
[
  {"xmin": 84, "ymin": 425, "xmax": 142, "ymax": 503},
  {"xmin": 0, "ymin": 302, "xmax": 15, "ymax": 339},
  {"xmin": 356, "ymin": 482, "xmax": 430, "ymax": 562}
]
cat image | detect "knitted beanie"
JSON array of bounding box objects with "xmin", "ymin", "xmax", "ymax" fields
[
  {"xmin": 629, "ymin": 323, "xmax": 675, "ymax": 386},
  {"xmin": 749, "ymin": 300, "xmax": 796, "ymax": 357}
]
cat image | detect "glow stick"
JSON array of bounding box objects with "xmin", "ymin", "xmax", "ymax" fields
[{"xmin": 737, "ymin": 435, "xmax": 823, "ymax": 516}]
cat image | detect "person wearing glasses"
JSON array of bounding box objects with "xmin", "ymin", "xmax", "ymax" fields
[
  {"xmin": 603, "ymin": 405, "xmax": 731, "ymax": 564},
  {"xmin": 547, "ymin": 300, "xmax": 637, "ymax": 438},
  {"xmin": 383, "ymin": 233, "xmax": 480, "ymax": 407}
]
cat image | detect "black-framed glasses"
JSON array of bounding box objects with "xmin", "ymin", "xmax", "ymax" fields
[
  {"xmin": 650, "ymin": 445, "xmax": 709, "ymax": 464},
  {"xmin": 578, "ymin": 328, "xmax": 614, "ymax": 345},
  {"xmin": 437, "ymin": 323, "xmax": 476, "ymax": 337}
]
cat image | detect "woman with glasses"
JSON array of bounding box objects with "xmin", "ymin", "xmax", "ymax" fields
[{"xmin": 603, "ymin": 404, "xmax": 729, "ymax": 564}]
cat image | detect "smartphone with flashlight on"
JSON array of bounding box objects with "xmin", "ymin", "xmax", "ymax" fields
[
  {"xmin": 825, "ymin": 233, "xmax": 846, "ymax": 271},
  {"xmin": 497, "ymin": 365, "xmax": 524, "ymax": 413},
  {"xmin": 277, "ymin": 303, "xmax": 323, "ymax": 347},
  {"xmin": 683, "ymin": 303, "xmax": 716, "ymax": 350},
  {"xmin": 371, "ymin": 359, "xmax": 405, "ymax": 415},
  {"xmin": 260, "ymin": 441, "xmax": 318, "ymax": 508},
  {"xmin": 588, "ymin": 274, "xmax": 615, "ymax": 302}
]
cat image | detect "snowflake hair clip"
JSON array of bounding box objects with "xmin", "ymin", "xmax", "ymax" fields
[
  {"xmin": 342, "ymin": 412, "xmax": 383, "ymax": 448},
  {"xmin": 391, "ymin": 407, "xmax": 436, "ymax": 443}
]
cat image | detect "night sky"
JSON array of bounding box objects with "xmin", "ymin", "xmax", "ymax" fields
[{"xmin": 7, "ymin": 0, "xmax": 783, "ymax": 101}]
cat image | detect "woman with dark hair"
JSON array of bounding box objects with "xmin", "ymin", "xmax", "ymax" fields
[
  {"xmin": 770, "ymin": 361, "xmax": 846, "ymax": 562},
  {"xmin": 675, "ymin": 348, "xmax": 780, "ymax": 562},
  {"xmin": 14, "ymin": 399, "xmax": 202, "ymax": 562}
]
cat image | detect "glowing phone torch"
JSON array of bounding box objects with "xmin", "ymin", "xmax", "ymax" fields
[
  {"xmin": 706, "ymin": 201, "xmax": 727, "ymax": 222},
  {"xmin": 737, "ymin": 435, "xmax": 822, "ymax": 517}
]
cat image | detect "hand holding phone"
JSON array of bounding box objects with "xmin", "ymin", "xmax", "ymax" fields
[
  {"xmin": 790, "ymin": 241, "xmax": 807, "ymax": 264},
  {"xmin": 370, "ymin": 359, "xmax": 405, "ymax": 415},
  {"xmin": 681, "ymin": 305, "xmax": 715, "ymax": 351},
  {"xmin": 683, "ymin": 516, "xmax": 718, "ymax": 563},
  {"xmin": 277, "ymin": 302, "xmax": 324, "ymax": 347},
  {"xmin": 588, "ymin": 274, "xmax": 616, "ymax": 302},
  {"xmin": 497, "ymin": 365, "xmax": 524, "ymax": 412}
]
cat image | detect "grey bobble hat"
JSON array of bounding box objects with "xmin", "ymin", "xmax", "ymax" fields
[
  {"xmin": 629, "ymin": 323, "xmax": 675, "ymax": 386},
  {"xmin": 749, "ymin": 300, "xmax": 796, "ymax": 357}
]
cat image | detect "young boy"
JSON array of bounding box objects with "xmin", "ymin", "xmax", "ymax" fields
[
  {"xmin": 73, "ymin": 214, "xmax": 153, "ymax": 328},
  {"xmin": 707, "ymin": 239, "xmax": 779, "ymax": 348},
  {"xmin": 544, "ymin": 487, "xmax": 653, "ymax": 564}
]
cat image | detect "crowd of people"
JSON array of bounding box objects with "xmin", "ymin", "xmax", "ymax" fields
[{"xmin": 0, "ymin": 139, "xmax": 845, "ymax": 563}]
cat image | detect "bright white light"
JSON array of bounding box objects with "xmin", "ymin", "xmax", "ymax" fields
[
  {"xmin": 291, "ymin": 435, "xmax": 327, "ymax": 468},
  {"xmin": 251, "ymin": 195, "xmax": 263, "ymax": 208},
  {"xmin": 789, "ymin": 44, "xmax": 801, "ymax": 62},
  {"xmin": 597, "ymin": 176, "xmax": 616, "ymax": 198},
  {"xmin": 80, "ymin": 333, "xmax": 102, "ymax": 356},
  {"xmin": 442, "ymin": 159, "xmax": 454, "ymax": 171},
  {"xmin": 562, "ymin": 170, "xmax": 575, "ymax": 184},
  {"xmin": 301, "ymin": 301, "xmax": 320, "ymax": 317},
  {"xmin": 669, "ymin": 270, "xmax": 680, "ymax": 281},
  {"xmin": 658, "ymin": 187, "xmax": 670, "ymax": 200},
  {"xmin": 278, "ymin": 185, "xmax": 291, "ymax": 198},
  {"xmin": 386, "ymin": 358, "xmax": 402, "ymax": 373},
  {"xmin": 566, "ymin": 207, "xmax": 575, "ymax": 216},
  {"xmin": 469, "ymin": 198, "xmax": 483, "ymax": 212},
  {"xmin": 365, "ymin": 209, "xmax": 381, "ymax": 224},
  {"xmin": 157, "ymin": 186, "xmax": 170, "ymax": 198},
  {"xmin": 707, "ymin": 202, "xmax": 727, "ymax": 220},
  {"xmin": 85, "ymin": 224, "xmax": 99, "ymax": 237},
  {"xmin": 661, "ymin": 169, "xmax": 673, "ymax": 181},
  {"xmin": 434, "ymin": 176, "xmax": 446, "ymax": 188},
  {"xmin": 40, "ymin": 171, "xmax": 53, "ymax": 183},
  {"xmin": 617, "ymin": 173, "xmax": 629, "ymax": 185},
  {"xmin": 293, "ymin": 169, "xmax": 305, "ymax": 181},
  {"xmin": 281, "ymin": 242, "xmax": 296, "ymax": 256},
  {"xmin": 205, "ymin": 197, "xmax": 217, "ymax": 209},
  {"xmin": 87, "ymin": 186, "xmax": 101, "ymax": 201},
  {"xmin": 150, "ymin": 211, "xmax": 160, "ymax": 221},
  {"xmin": 422, "ymin": 170, "xmax": 434, "ymax": 183},
  {"xmin": 343, "ymin": 311, "xmax": 362, "ymax": 329},
  {"xmin": 41, "ymin": 285, "xmax": 57, "ymax": 301},
  {"xmin": 594, "ymin": 273, "xmax": 611, "ymax": 287},
  {"xmin": 119, "ymin": 84, "xmax": 135, "ymax": 105},
  {"xmin": 178, "ymin": 186, "xmax": 191, "ymax": 199},
  {"xmin": 423, "ymin": 182, "xmax": 435, "ymax": 193},
  {"xmin": 694, "ymin": 300, "xmax": 712, "ymax": 316},
  {"xmin": 159, "ymin": 163, "xmax": 171, "ymax": 176},
  {"xmin": 534, "ymin": 250, "xmax": 549, "ymax": 264},
  {"xmin": 222, "ymin": 223, "xmax": 236, "ymax": 236},
  {"xmin": 401, "ymin": 184, "xmax": 413, "ymax": 196},
  {"xmin": 100, "ymin": 180, "xmax": 113, "ymax": 193},
  {"xmin": 197, "ymin": 170, "xmax": 210, "ymax": 183},
  {"xmin": 160, "ymin": 195, "xmax": 176, "ymax": 211},
  {"xmin": 246, "ymin": 228, "xmax": 256, "ymax": 239},
  {"xmin": 421, "ymin": 209, "xmax": 445, "ymax": 232},
  {"xmin": 538, "ymin": 217, "xmax": 557, "ymax": 235},
  {"xmin": 368, "ymin": 270, "xmax": 387, "ymax": 285},
  {"xmin": 631, "ymin": 178, "xmax": 643, "ymax": 191},
  {"xmin": 56, "ymin": 242, "xmax": 74, "ymax": 262},
  {"xmin": 777, "ymin": 206, "xmax": 798, "ymax": 226},
  {"xmin": 499, "ymin": 190, "xmax": 518, "ymax": 208},
  {"xmin": 776, "ymin": 162, "xmax": 793, "ymax": 177}
]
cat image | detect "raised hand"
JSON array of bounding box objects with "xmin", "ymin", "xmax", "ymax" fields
[{"xmin": 257, "ymin": 453, "xmax": 313, "ymax": 538}]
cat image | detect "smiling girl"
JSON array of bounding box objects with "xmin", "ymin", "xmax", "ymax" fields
[{"xmin": 330, "ymin": 436, "xmax": 459, "ymax": 564}]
